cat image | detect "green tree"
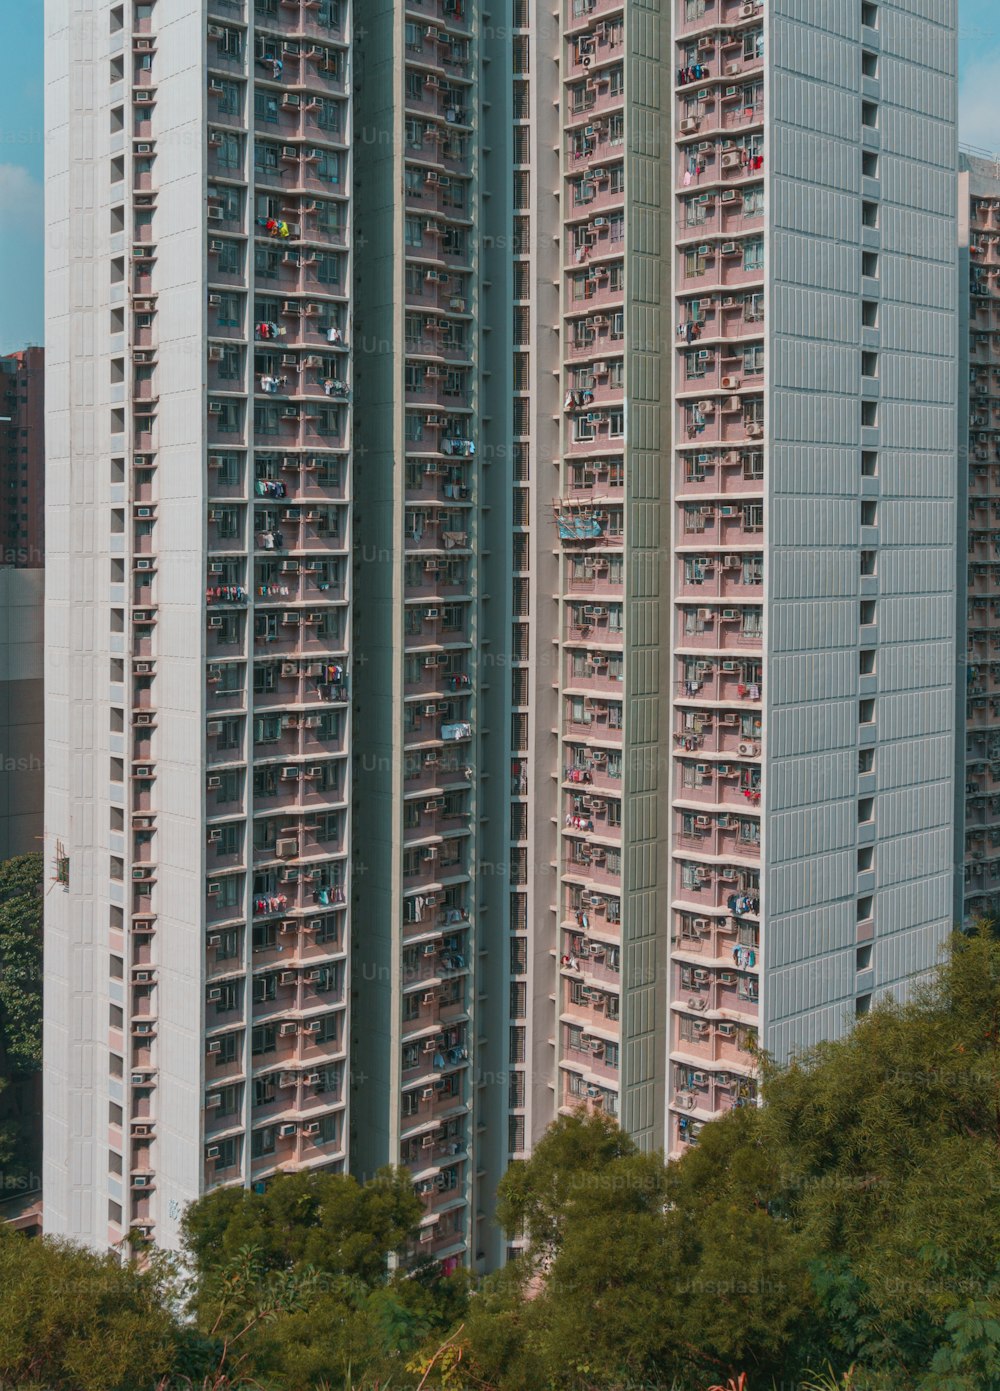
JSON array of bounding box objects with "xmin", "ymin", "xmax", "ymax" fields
[
  {"xmin": 0, "ymin": 1225, "xmax": 178, "ymax": 1390},
  {"xmin": 181, "ymin": 1167, "xmax": 462, "ymax": 1390},
  {"xmin": 468, "ymin": 930, "xmax": 1000, "ymax": 1391}
]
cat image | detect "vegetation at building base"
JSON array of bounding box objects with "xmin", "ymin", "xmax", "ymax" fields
[
  {"xmin": 0, "ymin": 852, "xmax": 43, "ymax": 1192},
  {"xmin": 2, "ymin": 929, "xmax": 1000, "ymax": 1391}
]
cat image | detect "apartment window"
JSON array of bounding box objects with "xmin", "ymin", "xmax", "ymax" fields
[
  {"xmin": 744, "ymin": 27, "xmax": 764, "ymax": 60},
  {"xmin": 861, "ymin": 351, "xmax": 878, "ymax": 378},
  {"xmin": 254, "ymin": 247, "xmax": 280, "ymax": 280},
  {"xmin": 862, "ymin": 250, "xmax": 879, "ymax": 277},
  {"xmin": 251, "ymin": 1126, "xmax": 276, "ymax": 1159},
  {"xmin": 685, "ymin": 250, "xmax": 708, "ymax": 279},
  {"xmin": 861, "ymin": 401, "xmax": 878, "ymax": 428},
  {"xmin": 404, "ymin": 218, "xmax": 423, "ymax": 247},
  {"xmin": 861, "ymin": 101, "xmax": 878, "ymax": 129},
  {"xmin": 254, "ymin": 91, "xmax": 279, "ymax": 125},
  {"xmin": 859, "ymin": 648, "xmax": 876, "ymax": 675},
  {"xmin": 316, "ymin": 152, "xmax": 341, "ymax": 185},
  {"xmin": 742, "ymin": 344, "xmax": 764, "ymax": 376},
  {"xmin": 861, "ymin": 201, "xmax": 878, "ymax": 228},
  {"xmin": 858, "ymin": 846, "xmax": 874, "ymax": 872},
  {"xmin": 861, "ymin": 300, "xmax": 878, "ymax": 328},
  {"xmin": 742, "ymin": 239, "xmax": 763, "ymax": 272},
  {"xmin": 857, "ymin": 944, "xmax": 873, "ymax": 972},
  {"xmin": 315, "ymin": 202, "xmax": 342, "ymax": 241},
  {"xmin": 738, "ymin": 818, "xmax": 761, "ymax": 846},
  {"xmin": 253, "ymin": 143, "xmax": 279, "ymax": 178},
  {"xmin": 861, "ymin": 2, "xmax": 878, "ymax": 28},
  {"xmin": 858, "ymin": 798, "xmax": 875, "ymax": 824},
  {"xmin": 859, "ymin": 698, "xmax": 876, "ymax": 725},
  {"xmin": 860, "ymin": 599, "xmax": 876, "ymax": 626},
  {"xmin": 862, "ymin": 150, "xmax": 879, "ymax": 178},
  {"xmin": 861, "ymin": 500, "xmax": 877, "ymax": 527},
  {"xmin": 215, "ymin": 294, "xmax": 241, "ymax": 328},
  {"xmin": 860, "ymin": 550, "xmax": 876, "ymax": 576}
]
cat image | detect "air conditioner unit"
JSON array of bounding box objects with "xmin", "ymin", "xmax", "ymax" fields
[
  {"xmin": 738, "ymin": 741, "xmax": 758, "ymax": 757},
  {"xmin": 280, "ymin": 1021, "xmax": 298, "ymax": 1036},
  {"xmin": 718, "ymin": 1022, "xmax": 736, "ymax": 1037},
  {"xmin": 135, "ymin": 142, "xmax": 153, "ymax": 155},
  {"xmin": 279, "ymin": 1123, "xmax": 298, "ymax": 1137}
]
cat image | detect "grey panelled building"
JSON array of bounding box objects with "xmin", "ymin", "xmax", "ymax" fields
[{"xmin": 45, "ymin": 0, "xmax": 959, "ymax": 1271}]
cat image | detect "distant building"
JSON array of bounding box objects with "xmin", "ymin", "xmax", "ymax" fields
[
  {"xmin": 958, "ymin": 153, "xmax": 1000, "ymax": 924},
  {"xmin": 0, "ymin": 569, "xmax": 43, "ymax": 860},
  {"xmin": 0, "ymin": 349, "xmax": 44, "ymax": 858},
  {"xmin": 0, "ymin": 348, "xmax": 44, "ymax": 568}
]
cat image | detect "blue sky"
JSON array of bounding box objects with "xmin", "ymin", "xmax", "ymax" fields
[
  {"xmin": 0, "ymin": 3, "xmax": 996, "ymax": 352},
  {"xmin": 0, "ymin": 6, "xmax": 44, "ymax": 354}
]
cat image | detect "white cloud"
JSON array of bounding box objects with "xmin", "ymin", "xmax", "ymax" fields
[{"xmin": 961, "ymin": 56, "xmax": 1000, "ymax": 155}]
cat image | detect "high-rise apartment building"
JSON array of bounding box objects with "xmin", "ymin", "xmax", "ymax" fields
[
  {"xmin": 46, "ymin": 0, "xmax": 355, "ymax": 1249},
  {"xmin": 348, "ymin": 0, "xmax": 511, "ymax": 1270},
  {"xmin": 0, "ymin": 348, "xmax": 45, "ymax": 568},
  {"xmin": 512, "ymin": 0, "xmax": 959, "ymax": 1164},
  {"xmin": 661, "ymin": 0, "xmax": 959, "ymax": 1148},
  {"xmin": 45, "ymin": 0, "xmax": 960, "ymax": 1264},
  {"xmin": 958, "ymin": 151, "xmax": 1000, "ymax": 926}
]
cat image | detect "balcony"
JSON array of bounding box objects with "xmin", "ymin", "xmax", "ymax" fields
[
  {"xmin": 679, "ymin": 396, "xmax": 763, "ymax": 446},
  {"xmin": 677, "ymin": 204, "xmax": 764, "ymax": 254},
  {"xmin": 676, "ymin": 560, "xmax": 761, "ymax": 601},
  {"xmin": 563, "ymin": 703, "xmax": 624, "ymax": 746},
  {"xmin": 674, "ymin": 812, "xmax": 760, "ymax": 862},
  {"xmin": 565, "ymin": 175, "xmax": 625, "ymax": 222},
  {"xmin": 675, "ymin": 239, "xmax": 763, "ymax": 294},
  {"xmin": 564, "ymin": 657, "xmax": 624, "ymax": 697},
  {"xmin": 566, "ymin": 259, "xmax": 625, "ymax": 312},
  {"xmin": 676, "ymin": 96, "xmax": 764, "ymax": 146},
  {"xmin": 254, "ymin": 765, "xmax": 347, "ymax": 814},
  {"xmin": 676, "ymin": 0, "xmax": 763, "ymax": 38}
]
